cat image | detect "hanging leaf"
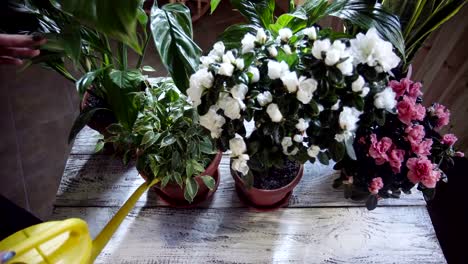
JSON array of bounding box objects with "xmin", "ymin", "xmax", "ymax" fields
[
  {"xmin": 200, "ymin": 175, "xmax": 216, "ymax": 190},
  {"xmin": 184, "ymin": 177, "xmax": 199, "ymax": 203},
  {"xmin": 50, "ymin": 0, "xmax": 143, "ymax": 53},
  {"xmin": 75, "ymin": 66, "xmax": 108, "ymax": 99},
  {"xmin": 160, "ymin": 134, "xmax": 176, "ymax": 148},
  {"xmin": 68, "ymin": 107, "xmax": 106, "ymax": 143},
  {"xmin": 150, "ymin": 3, "xmax": 202, "ymax": 92}
]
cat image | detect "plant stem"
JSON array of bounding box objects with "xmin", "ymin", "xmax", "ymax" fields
[
  {"xmin": 136, "ymin": 35, "xmax": 151, "ymax": 69},
  {"xmin": 118, "ymin": 43, "xmax": 128, "ymax": 70}
]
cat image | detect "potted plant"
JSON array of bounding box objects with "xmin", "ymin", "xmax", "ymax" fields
[
  {"xmin": 13, "ymin": 0, "xmax": 201, "ymax": 151},
  {"xmin": 333, "ymin": 75, "xmax": 463, "ymax": 210},
  {"xmin": 190, "ymin": 0, "xmax": 403, "ymax": 208},
  {"xmin": 107, "ymin": 78, "xmax": 222, "ymax": 206}
]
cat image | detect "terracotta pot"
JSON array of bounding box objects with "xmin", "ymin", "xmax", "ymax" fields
[
  {"xmin": 139, "ymin": 151, "xmax": 223, "ymax": 207},
  {"xmin": 80, "ymin": 90, "xmax": 116, "ymax": 136},
  {"xmin": 231, "ymin": 164, "xmax": 304, "ymax": 209}
]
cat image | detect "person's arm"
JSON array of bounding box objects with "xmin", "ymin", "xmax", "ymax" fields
[{"xmin": 0, "ymin": 33, "xmax": 46, "ymax": 65}]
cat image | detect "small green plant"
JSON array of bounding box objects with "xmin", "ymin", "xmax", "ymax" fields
[{"xmin": 106, "ymin": 78, "xmax": 218, "ymax": 203}]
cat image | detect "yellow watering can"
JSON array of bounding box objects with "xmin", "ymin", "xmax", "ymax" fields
[{"xmin": 0, "ymin": 178, "xmax": 160, "ymax": 263}]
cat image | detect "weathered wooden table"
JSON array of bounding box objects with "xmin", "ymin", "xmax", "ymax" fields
[{"xmin": 52, "ymin": 127, "xmax": 446, "ymax": 263}]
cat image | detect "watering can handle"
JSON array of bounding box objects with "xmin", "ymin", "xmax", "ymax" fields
[
  {"xmin": 7, "ymin": 218, "xmax": 89, "ymax": 258},
  {"xmin": 89, "ymin": 178, "xmax": 159, "ymax": 262}
]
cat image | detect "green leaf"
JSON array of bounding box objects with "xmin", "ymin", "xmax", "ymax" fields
[
  {"xmin": 62, "ymin": 24, "xmax": 81, "ymax": 64},
  {"xmin": 200, "ymin": 175, "xmax": 215, "ymax": 190},
  {"xmin": 109, "ymin": 69, "xmax": 145, "ymax": 89},
  {"xmin": 174, "ymin": 171, "xmax": 183, "ymax": 187},
  {"xmin": 51, "ymin": 0, "xmax": 143, "ymax": 53},
  {"xmin": 365, "ymin": 194, "xmax": 378, "ymax": 210},
  {"xmin": 276, "ymin": 48, "xmax": 299, "ymax": 68},
  {"xmin": 141, "ymin": 130, "xmax": 155, "ymax": 145},
  {"xmin": 218, "ymin": 24, "xmax": 258, "ymax": 49},
  {"xmin": 200, "ymin": 137, "xmax": 215, "ymax": 154},
  {"xmin": 160, "ymin": 134, "xmax": 176, "ymax": 147},
  {"xmin": 184, "ymin": 177, "xmax": 199, "ymax": 203},
  {"xmin": 231, "ymin": 0, "xmax": 275, "ymax": 28},
  {"xmin": 150, "ymin": 3, "xmax": 202, "ymax": 92},
  {"xmin": 142, "ymin": 65, "xmax": 156, "ymax": 72},
  {"xmin": 330, "ymin": 141, "xmax": 345, "ymax": 161},
  {"xmin": 137, "ymin": 7, "xmax": 148, "ymax": 25},
  {"xmin": 75, "ymin": 67, "xmax": 108, "ymax": 99},
  {"xmin": 68, "ymin": 107, "xmax": 106, "ymax": 143},
  {"xmin": 210, "ymin": 0, "xmax": 222, "ymax": 14},
  {"xmin": 161, "ymin": 173, "xmax": 172, "ymax": 188},
  {"xmin": 317, "ymin": 151, "xmax": 330, "ymax": 165},
  {"xmin": 94, "ymin": 140, "xmax": 105, "ymax": 153},
  {"xmin": 268, "ymin": 8, "xmax": 308, "ymax": 34},
  {"xmin": 186, "ymin": 161, "xmax": 194, "ymax": 179}
]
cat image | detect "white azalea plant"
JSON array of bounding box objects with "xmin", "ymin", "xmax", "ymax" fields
[{"xmin": 187, "ymin": 23, "xmax": 401, "ymax": 183}]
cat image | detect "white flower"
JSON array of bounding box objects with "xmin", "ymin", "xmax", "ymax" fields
[
  {"xmin": 331, "ymin": 99, "xmax": 341, "ymax": 110},
  {"xmin": 257, "ymin": 91, "xmax": 273, "ymax": 106},
  {"xmin": 241, "ymin": 33, "xmax": 256, "ymax": 54},
  {"xmin": 295, "ymin": 118, "xmax": 309, "ymax": 132},
  {"xmin": 307, "ymin": 145, "xmax": 320, "ymax": 158},
  {"xmin": 248, "ymin": 66, "xmax": 260, "ymax": 83},
  {"xmin": 281, "ymin": 137, "xmax": 293, "ymax": 155},
  {"xmin": 339, "ymin": 106, "xmax": 362, "ymax": 131},
  {"xmin": 312, "ymin": 39, "xmax": 331, "ymax": 59},
  {"xmin": 222, "ymin": 51, "xmax": 236, "ymax": 64},
  {"xmin": 350, "ymin": 27, "xmax": 401, "ymax": 72},
  {"xmin": 282, "ymin": 44, "xmax": 292, "ymax": 55},
  {"xmin": 279, "ymin": 28, "xmax": 293, "ymax": 42},
  {"xmin": 235, "ymin": 58, "xmax": 245, "ymax": 70},
  {"xmin": 218, "ymin": 94, "xmax": 242, "ymax": 119},
  {"xmin": 361, "ymin": 87, "xmax": 370, "ymax": 97},
  {"xmin": 293, "ymin": 134, "xmax": 303, "ymax": 143},
  {"xmin": 232, "ymin": 154, "xmax": 250, "ymax": 175},
  {"xmin": 219, "ymin": 63, "xmax": 235, "ymax": 77},
  {"xmin": 266, "ymin": 103, "xmax": 283, "ymax": 122},
  {"xmin": 281, "ymin": 71, "xmax": 299, "ymax": 93},
  {"xmin": 268, "ymin": 60, "xmax": 289, "ymax": 80},
  {"xmin": 200, "ymin": 55, "xmax": 217, "ymax": 68},
  {"xmin": 335, "ymin": 131, "xmax": 353, "ymax": 142},
  {"xmin": 374, "ymin": 87, "xmax": 397, "ymax": 111},
  {"xmin": 256, "ymin": 28, "xmax": 267, "ymax": 44},
  {"xmin": 303, "ymin": 27, "xmax": 317, "ymax": 40},
  {"xmin": 325, "ymin": 49, "xmax": 341, "ymax": 66},
  {"xmin": 231, "ymin": 83, "xmax": 248, "ymax": 100},
  {"xmin": 336, "ymin": 58, "xmax": 354, "ymax": 76},
  {"xmin": 317, "ymin": 104, "xmax": 324, "ymax": 112},
  {"xmin": 352, "ymin": 75, "xmax": 365, "ymax": 92},
  {"xmin": 199, "ymin": 106, "xmax": 226, "ymax": 139},
  {"xmin": 268, "ymin": 46, "xmax": 278, "ymax": 57},
  {"xmin": 297, "ymin": 76, "xmax": 317, "ymax": 104},
  {"xmin": 208, "ymin": 41, "xmax": 225, "ymax": 57},
  {"xmin": 229, "ymin": 133, "xmax": 247, "ymax": 157},
  {"xmin": 187, "ymin": 68, "xmax": 214, "ymax": 106}
]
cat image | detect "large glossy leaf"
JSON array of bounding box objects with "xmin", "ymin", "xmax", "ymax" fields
[
  {"xmin": 218, "ymin": 24, "xmax": 258, "ymax": 49},
  {"xmin": 302, "ymin": 0, "xmax": 406, "ymax": 61},
  {"xmin": 68, "ymin": 107, "xmax": 105, "ymax": 143},
  {"xmin": 150, "ymin": 3, "xmax": 201, "ymax": 93},
  {"xmin": 230, "ymin": 0, "xmax": 275, "ymax": 28},
  {"xmin": 268, "ymin": 7, "xmax": 308, "ymax": 34},
  {"xmin": 50, "ymin": 0, "xmax": 142, "ymax": 53}
]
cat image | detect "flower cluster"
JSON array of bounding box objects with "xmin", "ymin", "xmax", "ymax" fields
[
  {"xmin": 189, "ymin": 26, "xmax": 400, "ymax": 180},
  {"xmin": 335, "ymin": 76, "xmax": 462, "ymax": 209}
]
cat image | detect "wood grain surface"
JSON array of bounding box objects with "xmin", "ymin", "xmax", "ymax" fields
[
  {"xmin": 55, "ymin": 153, "xmax": 426, "ymax": 208},
  {"xmin": 52, "ymin": 206, "xmax": 445, "ymax": 264}
]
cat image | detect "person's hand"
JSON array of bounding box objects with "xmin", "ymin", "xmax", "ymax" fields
[
  {"xmin": 0, "ymin": 33, "xmax": 46, "ymax": 65},
  {"xmin": 0, "ymin": 251, "xmax": 15, "ymax": 263}
]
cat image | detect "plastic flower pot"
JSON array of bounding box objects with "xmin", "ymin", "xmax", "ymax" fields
[
  {"xmin": 231, "ymin": 163, "xmax": 304, "ymax": 209},
  {"xmin": 139, "ymin": 151, "xmax": 223, "ymax": 208}
]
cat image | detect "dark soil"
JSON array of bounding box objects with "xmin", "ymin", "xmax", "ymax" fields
[{"xmin": 253, "ymin": 159, "xmax": 300, "ymax": 190}]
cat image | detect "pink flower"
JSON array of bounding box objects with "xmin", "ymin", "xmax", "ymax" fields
[
  {"xmin": 388, "ymin": 149, "xmax": 405, "ymax": 173},
  {"xmin": 407, "ymin": 82, "xmax": 423, "ymax": 99},
  {"xmin": 397, "ymin": 96, "xmax": 416, "ymax": 125},
  {"xmin": 389, "ymin": 78, "xmax": 412, "ymax": 98},
  {"xmin": 368, "ymin": 177, "xmax": 384, "ymax": 194},
  {"xmin": 397, "ymin": 96, "xmax": 425, "ymax": 125},
  {"xmin": 358, "ymin": 136, "xmax": 366, "ymax": 144},
  {"xmin": 442, "ymin": 134, "xmax": 458, "ymax": 146},
  {"xmin": 432, "ymin": 103, "xmax": 450, "ymax": 128},
  {"xmin": 411, "ymin": 138, "xmax": 433, "ymax": 156},
  {"xmin": 405, "ymin": 125, "xmax": 425, "ymax": 145},
  {"xmin": 455, "ymin": 151, "xmax": 465, "ymax": 157},
  {"xmin": 369, "ymin": 134, "xmax": 393, "ymax": 165},
  {"xmin": 406, "ymin": 156, "xmax": 440, "ymax": 188}
]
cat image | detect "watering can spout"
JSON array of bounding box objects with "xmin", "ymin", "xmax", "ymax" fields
[{"xmin": 0, "ymin": 179, "xmax": 159, "ymax": 263}]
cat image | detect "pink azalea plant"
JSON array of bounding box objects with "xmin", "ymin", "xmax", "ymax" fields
[{"xmin": 334, "ymin": 76, "xmax": 463, "ymax": 210}]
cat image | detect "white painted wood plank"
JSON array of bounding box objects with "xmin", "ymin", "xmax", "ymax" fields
[
  {"xmin": 51, "ymin": 206, "xmax": 445, "ymax": 264},
  {"xmin": 55, "ymin": 154, "xmax": 426, "ymax": 208}
]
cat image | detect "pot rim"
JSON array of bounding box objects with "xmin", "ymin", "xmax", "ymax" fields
[{"xmin": 231, "ymin": 163, "xmax": 304, "ymax": 193}]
